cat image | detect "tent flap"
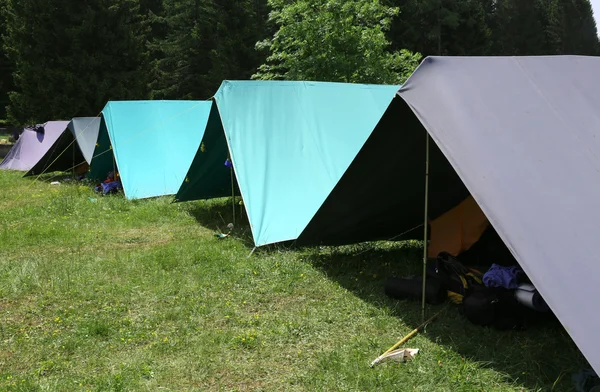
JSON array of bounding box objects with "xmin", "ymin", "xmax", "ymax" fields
[
  {"xmin": 69, "ymin": 117, "xmax": 101, "ymax": 165},
  {"xmin": 176, "ymin": 103, "xmax": 239, "ymax": 201}
]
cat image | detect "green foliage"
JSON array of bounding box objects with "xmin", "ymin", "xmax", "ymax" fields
[
  {"xmin": 0, "ymin": 0, "xmax": 12, "ymax": 120},
  {"xmin": 388, "ymin": 0, "xmax": 492, "ymax": 56},
  {"xmin": 0, "ymin": 170, "xmax": 590, "ymax": 391},
  {"xmin": 150, "ymin": 0, "xmax": 269, "ymax": 100},
  {"xmin": 0, "ymin": 0, "xmax": 599, "ymax": 122},
  {"xmin": 2, "ymin": 0, "xmax": 150, "ymax": 125},
  {"xmin": 253, "ymin": 0, "xmax": 422, "ymax": 84},
  {"xmin": 491, "ymin": 0, "xmax": 549, "ymax": 55},
  {"xmin": 387, "ymin": 0, "xmax": 599, "ymax": 57},
  {"xmin": 546, "ymin": 0, "xmax": 599, "ymax": 55}
]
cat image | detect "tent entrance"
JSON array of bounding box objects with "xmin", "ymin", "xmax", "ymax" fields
[
  {"xmin": 297, "ymin": 97, "xmax": 470, "ymax": 246},
  {"xmin": 176, "ymin": 103, "xmax": 241, "ymax": 202},
  {"xmin": 88, "ymin": 118, "xmax": 118, "ymax": 182}
]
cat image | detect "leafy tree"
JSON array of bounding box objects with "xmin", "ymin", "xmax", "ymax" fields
[
  {"xmin": 3, "ymin": 0, "xmax": 150, "ymax": 125},
  {"xmin": 253, "ymin": 0, "xmax": 422, "ymax": 84}
]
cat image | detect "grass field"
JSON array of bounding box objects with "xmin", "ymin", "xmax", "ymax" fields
[{"xmin": 0, "ymin": 170, "xmax": 589, "ymax": 391}]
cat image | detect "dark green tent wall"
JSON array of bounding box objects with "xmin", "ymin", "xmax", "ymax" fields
[{"xmin": 176, "ymin": 81, "xmax": 401, "ymax": 247}]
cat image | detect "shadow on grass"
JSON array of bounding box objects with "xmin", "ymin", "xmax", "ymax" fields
[
  {"xmin": 180, "ymin": 199, "xmax": 586, "ymax": 389},
  {"xmin": 183, "ymin": 197, "xmax": 256, "ymax": 247},
  {"xmin": 303, "ymin": 243, "xmax": 588, "ymax": 391}
]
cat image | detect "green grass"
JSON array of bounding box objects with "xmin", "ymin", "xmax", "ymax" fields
[{"xmin": 0, "ymin": 170, "xmax": 588, "ymax": 391}]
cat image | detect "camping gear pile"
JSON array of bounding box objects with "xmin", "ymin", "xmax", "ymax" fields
[
  {"xmin": 94, "ymin": 171, "xmax": 122, "ymax": 195},
  {"xmin": 385, "ymin": 246, "xmax": 553, "ymax": 331}
]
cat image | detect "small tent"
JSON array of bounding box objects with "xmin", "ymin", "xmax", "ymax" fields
[
  {"xmin": 176, "ymin": 81, "xmax": 401, "ymax": 246},
  {"xmin": 0, "ymin": 121, "xmax": 70, "ymax": 172},
  {"xmin": 88, "ymin": 100, "xmax": 211, "ymax": 200},
  {"xmin": 25, "ymin": 117, "xmax": 101, "ymax": 177}
]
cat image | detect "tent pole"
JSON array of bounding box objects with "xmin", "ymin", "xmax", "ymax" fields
[
  {"xmin": 72, "ymin": 141, "xmax": 75, "ymax": 179},
  {"xmin": 231, "ymin": 165, "xmax": 236, "ymax": 226},
  {"xmin": 112, "ymin": 146, "xmax": 116, "ymax": 183},
  {"xmin": 421, "ymin": 134, "xmax": 430, "ymax": 322}
]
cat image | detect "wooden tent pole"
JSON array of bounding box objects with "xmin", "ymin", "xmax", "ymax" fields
[
  {"xmin": 231, "ymin": 163, "xmax": 236, "ymax": 226},
  {"xmin": 112, "ymin": 145, "xmax": 116, "ymax": 183},
  {"xmin": 421, "ymin": 134, "xmax": 430, "ymax": 322}
]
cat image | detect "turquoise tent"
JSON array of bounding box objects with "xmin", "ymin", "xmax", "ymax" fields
[
  {"xmin": 89, "ymin": 100, "xmax": 211, "ymax": 200},
  {"xmin": 176, "ymin": 81, "xmax": 400, "ymax": 246}
]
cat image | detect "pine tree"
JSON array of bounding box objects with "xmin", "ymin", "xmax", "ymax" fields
[
  {"xmin": 546, "ymin": 0, "xmax": 598, "ymax": 55},
  {"xmin": 388, "ymin": 0, "xmax": 491, "ymax": 56},
  {"xmin": 491, "ymin": 0, "xmax": 549, "ymax": 55},
  {"xmin": 3, "ymin": 0, "xmax": 150, "ymax": 125},
  {"xmin": 150, "ymin": 0, "xmax": 269, "ymax": 100},
  {"xmin": 0, "ymin": 0, "xmax": 13, "ymax": 120}
]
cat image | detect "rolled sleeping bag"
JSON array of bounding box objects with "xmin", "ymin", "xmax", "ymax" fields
[
  {"xmin": 514, "ymin": 283, "xmax": 550, "ymax": 312},
  {"xmin": 384, "ymin": 276, "xmax": 447, "ymax": 305}
]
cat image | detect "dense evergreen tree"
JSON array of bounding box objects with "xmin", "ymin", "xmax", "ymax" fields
[
  {"xmin": 3, "ymin": 0, "xmax": 150, "ymax": 125},
  {"xmin": 1, "ymin": 0, "xmax": 599, "ymax": 122},
  {"xmin": 546, "ymin": 0, "xmax": 598, "ymax": 55},
  {"xmin": 0, "ymin": 0, "xmax": 12, "ymax": 120},
  {"xmin": 150, "ymin": 0, "xmax": 269, "ymax": 100},
  {"xmin": 388, "ymin": 0, "xmax": 492, "ymax": 56},
  {"xmin": 254, "ymin": 0, "xmax": 422, "ymax": 84},
  {"xmin": 491, "ymin": 0, "xmax": 549, "ymax": 55}
]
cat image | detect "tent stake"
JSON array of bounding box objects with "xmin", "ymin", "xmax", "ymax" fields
[
  {"xmin": 247, "ymin": 247, "xmax": 256, "ymax": 259},
  {"xmin": 421, "ymin": 134, "xmax": 430, "ymax": 322},
  {"xmin": 370, "ymin": 307, "xmax": 443, "ymax": 367}
]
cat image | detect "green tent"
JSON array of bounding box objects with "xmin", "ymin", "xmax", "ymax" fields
[
  {"xmin": 89, "ymin": 100, "xmax": 211, "ymax": 199},
  {"xmin": 176, "ymin": 81, "xmax": 401, "ymax": 247}
]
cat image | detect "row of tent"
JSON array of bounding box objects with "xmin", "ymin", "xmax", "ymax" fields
[{"xmin": 2, "ymin": 55, "xmax": 600, "ymax": 374}]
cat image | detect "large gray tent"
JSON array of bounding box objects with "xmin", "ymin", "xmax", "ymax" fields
[
  {"xmin": 300, "ymin": 55, "xmax": 600, "ymax": 374},
  {"xmin": 399, "ymin": 55, "xmax": 600, "ymax": 373}
]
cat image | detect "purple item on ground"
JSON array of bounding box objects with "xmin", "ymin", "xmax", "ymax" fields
[
  {"xmin": 100, "ymin": 181, "xmax": 122, "ymax": 195},
  {"xmin": 0, "ymin": 121, "xmax": 70, "ymax": 171},
  {"xmin": 483, "ymin": 264, "xmax": 523, "ymax": 289},
  {"xmin": 224, "ymin": 158, "xmax": 233, "ymax": 168}
]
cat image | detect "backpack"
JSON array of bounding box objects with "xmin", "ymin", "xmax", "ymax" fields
[{"xmin": 427, "ymin": 252, "xmax": 484, "ymax": 304}]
